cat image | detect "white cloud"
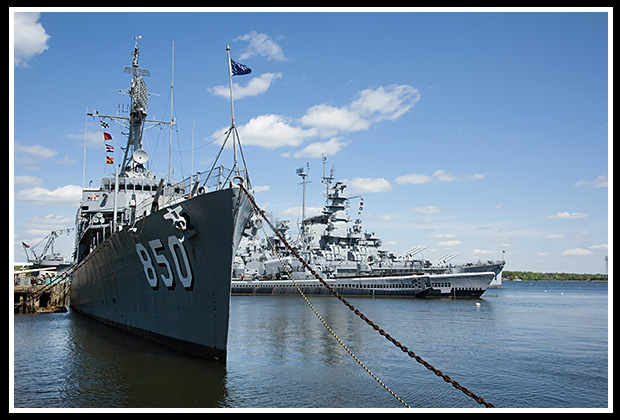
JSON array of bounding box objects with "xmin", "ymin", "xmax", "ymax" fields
[
  {"xmin": 545, "ymin": 233, "xmax": 565, "ymax": 239},
  {"xmin": 14, "ymin": 12, "xmax": 50, "ymax": 67},
  {"xmin": 300, "ymin": 104, "xmax": 370, "ymax": 137},
  {"xmin": 213, "ymin": 114, "xmax": 315, "ymax": 149},
  {"xmin": 14, "ymin": 175, "xmax": 43, "ymax": 186},
  {"xmin": 394, "ymin": 173, "xmax": 432, "ymax": 185},
  {"xmin": 432, "ymin": 169, "xmax": 458, "ymax": 182},
  {"xmin": 252, "ymin": 185, "xmax": 271, "ymax": 193},
  {"xmin": 210, "ymin": 72, "xmax": 282, "ymax": 100},
  {"xmin": 547, "ymin": 211, "xmax": 589, "ymax": 219},
  {"xmin": 412, "ymin": 205, "xmax": 442, "ymax": 214},
  {"xmin": 345, "ymin": 177, "xmax": 393, "ymax": 194},
  {"xmin": 471, "ymin": 248, "xmax": 497, "ymax": 255},
  {"xmin": 467, "ymin": 173, "xmax": 487, "ymax": 181},
  {"xmin": 562, "ymin": 248, "xmax": 594, "ymax": 256},
  {"xmin": 23, "ymin": 214, "xmax": 74, "ymax": 238},
  {"xmin": 300, "ymin": 84, "xmax": 419, "ymax": 138},
  {"xmin": 235, "ymin": 31, "xmax": 287, "ymax": 61},
  {"xmin": 211, "ymin": 83, "xmax": 420, "ymax": 155},
  {"xmin": 350, "ymin": 84, "xmax": 421, "ymax": 122},
  {"xmin": 293, "ymin": 137, "xmax": 350, "ymax": 158},
  {"xmin": 395, "ymin": 169, "xmax": 485, "ymax": 185},
  {"xmin": 14, "ymin": 143, "xmax": 57, "ymax": 159},
  {"xmin": 15, "ymin": 184, "xmax": 82, "ymax": 207},
  {"xmin": 574, "ymin": 174, "xmax": 608, "ymax": 188},
  {"xmin": 439, "ymin": 240, "xmax": 462, "ymax": 247}
]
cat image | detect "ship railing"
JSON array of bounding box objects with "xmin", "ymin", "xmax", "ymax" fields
[{"xmin": 161, "ymin": 164, "xmax": 250, "ymax": 203}]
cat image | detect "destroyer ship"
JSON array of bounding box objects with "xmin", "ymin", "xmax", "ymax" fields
[
  {"xmin": 70, "ymin": 38, "xmax": 253, "ymax": 361},
  {"xmin": 232, "ymin": 165, "xmax": 501, "ymax": 298}
]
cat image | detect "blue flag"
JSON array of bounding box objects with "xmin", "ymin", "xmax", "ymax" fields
[{"xmin": 230, "ymin": 59, "xmax": 252, "ymax": 76}]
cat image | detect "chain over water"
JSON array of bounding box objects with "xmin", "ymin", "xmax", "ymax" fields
[
  {"xmin": 239, "ymin": 184, "xmax": 495, "ymax": 408},
  {"xmin": 242, "ymin": 184, "xmax": 410, "ymax": 407}
]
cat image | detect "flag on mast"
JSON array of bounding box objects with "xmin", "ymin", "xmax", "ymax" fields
[
  {"xmin": 230, "ymin": 59, "xmax": 251, "ymax": 76},
  {"xmin": 106, "ymin": 156, "xmax": 114, "ymax": 164}
]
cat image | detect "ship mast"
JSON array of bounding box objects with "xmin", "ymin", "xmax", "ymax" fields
[
  {"xmin": 88, "ymin": 36, "xmax": 172, "ymax": 178},
  {"xmin": 120, "ymin": 35, "xmax": 150, "ymax": 175}
]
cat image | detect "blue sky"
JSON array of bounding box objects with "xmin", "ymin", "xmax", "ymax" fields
[{"xmin": 11, "ymin": 8, "xmax": 610, "ymax": 274}]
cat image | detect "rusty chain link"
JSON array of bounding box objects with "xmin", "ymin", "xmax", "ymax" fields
[{"xmin": 239, "ymin": 184, "xmax": 495, "ymax": 408}]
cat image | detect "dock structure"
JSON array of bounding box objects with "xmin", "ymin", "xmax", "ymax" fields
[{"xmin": 13, "ymin": 267, "xmax": 72, "ymax": 314}]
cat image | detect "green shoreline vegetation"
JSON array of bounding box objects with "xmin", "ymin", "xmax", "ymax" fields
[{"xmin": 503, "ymin": 270, "xmax": 608, "ymax": 282}]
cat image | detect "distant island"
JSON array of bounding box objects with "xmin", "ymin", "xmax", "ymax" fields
[{"xmin": 503, "ymin": 271, "xmax": 608, "ymax": 282}]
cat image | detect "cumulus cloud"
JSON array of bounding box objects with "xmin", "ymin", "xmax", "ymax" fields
[
  {"xmin": 545, "ymin": 233, "xmax": 565, "ymax": 239},
  {"xmin": 293, "ymin": 137, "xmax": 350, "ymax": 158},
  {"xmin": 412, "ymin": 205, "xmax": 442, "ymax": 214},
  {"xmin": 395, "ymin": 169, "xmax": 486, "ymax": 185},
  {"xmin": 562, "ymin": 248, "xmax": 594, "ymax": 256},
  {"xmin": 14, "ymin": 143, "xmax": 59, "ymax": 167},
  {"xmin": 471, "ymin": 248, "xmax": 497, "ymax": 255},
  {"xmin": 23, "ymin": 214, "xmax": 74, "ymax": 238},
  {"xmin": 574, "ymin": 175, "xmax": 608, "ymax": 188},
  {"xmin": 212, "ymin": 114, "xmax": 315, "ymax": 149},
  {"xmin": 14, "ymin": 175, "xmax": 43, "ymax": 186},
  {"xmin": 431, "ymin": 233, "xmax": 456, "ymax": 239},
  {"xmin": 300, "ymin": 104, "xmax": 370, "ymax": 137},
  {"xmin": 15, "ymin": 184, "xmax": 82, "ymax": 207},
  {"xmin": 394, "ymin": 173, "xmax": 432, "ymax": 185},
  {"xmin": 350, "ymin": 84, "xmax": 421, "ymax": 122},
  {"xmin": 439, "ymin": 240, "xmax": 462, "ymax": 247},
  {"xmin": 345, "ymin": 177, "xmax": 393, "ymax": 194},
  {"xmin": 214, "ymin": 82, "xmax": 420, "ymax": 157},
  {"xmin": 15, "ymin": 143, "xmax": 57, "ymax": 159},
  {"xmin": 210, "ymin": 72, "xmax": 282, "ymax": 99},
  {"xmin": 547, "ymin": 211, "xmax": 589, "ymax": 219},
  {"xmin": 235, "ymin": 31, "xmax": 287, "ymax": 61},
  {"xmin": 300, "ymin": 84, "xmax": 420, "ymax": 138},
  {"xmin": 252, "ymin": 185, "xmax": 271, "ymax": 193},
  {"xmin": 14, "ymin": 12, "xmax": 50, "ymax": 67}
]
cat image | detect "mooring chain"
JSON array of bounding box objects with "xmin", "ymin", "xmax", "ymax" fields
[
  {"xmin": 239, "ymin": 184, "xmax": 495, "ymax": 408},
  {"xmin": 241, "ymin": 184, "xmax": 410, "ymax": 407}
]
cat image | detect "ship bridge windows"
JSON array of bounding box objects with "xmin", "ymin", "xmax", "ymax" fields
[{"xmin": 103, "ymin": 177, "xmax": 157, "ymax": 193}]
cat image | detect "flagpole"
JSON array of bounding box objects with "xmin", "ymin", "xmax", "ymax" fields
[
  {"xmin": 226, "ymin": 45, "xmax": 236, "ymax": 128},
  {"xmin": 226, "ymin": 45, "xmax": 239, "ymax": 175}
]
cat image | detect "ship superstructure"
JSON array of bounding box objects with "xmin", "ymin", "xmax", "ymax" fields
[{"xmin": 233, "ymin": 164, "xmax": 501, "ymax": 298}]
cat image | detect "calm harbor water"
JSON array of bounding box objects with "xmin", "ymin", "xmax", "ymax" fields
[{"xmin": 12, "ymin": 281, "xmax": 608, "ymax": 410}]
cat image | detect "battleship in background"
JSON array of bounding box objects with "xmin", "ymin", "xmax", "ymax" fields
[
  {"xmin": 70, "ymin": 38, "xmax": 253, "ymax": 361},
  {"xmin": 232, "ymin": 163, "xmax": 503, "ymax": 298}
]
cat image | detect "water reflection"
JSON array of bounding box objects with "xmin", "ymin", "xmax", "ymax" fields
[{"xmin": 15, "ymin": 311, "xmax": 228, "ymax": 408}]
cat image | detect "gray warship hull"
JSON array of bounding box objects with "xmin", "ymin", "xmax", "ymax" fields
[
  {"xmin": 425, "ymin": 271, "xmax": 496, "ymax": 298},
  {"xmin": 231, "ymin": 271, "xmax": 495, "ymax": 298},
  {"xmin": 70, "ymin": 187, "xmax": 252, "ymax": 361}
]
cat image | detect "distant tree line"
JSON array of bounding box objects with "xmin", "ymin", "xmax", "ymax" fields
[{"xmin": 503, "ymin": 271, "xmax": 608, "ymax": 282}]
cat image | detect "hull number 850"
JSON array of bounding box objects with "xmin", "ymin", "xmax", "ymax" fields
[{"xmin": 135, "ymin": 235, "xmax": 193, "ymax": 289}]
